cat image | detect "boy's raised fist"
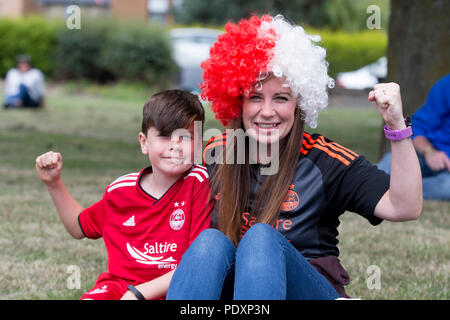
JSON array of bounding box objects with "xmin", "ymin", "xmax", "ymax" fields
[{"xmin": 36, "ymin": 151, "xmax": 63, "ymax": 185}]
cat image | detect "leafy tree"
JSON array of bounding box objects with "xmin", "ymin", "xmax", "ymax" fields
[
  {"xmin": 379, "ymin": 0, "xmax": 450, "ymax": 157},
  {"xmin": 174, "ymin": 0, "xmax": 389, "ymax": 31}
]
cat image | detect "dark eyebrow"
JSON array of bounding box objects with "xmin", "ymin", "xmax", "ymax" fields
[
  {"xmin": 247, "ymin": 91, "xmax": 293, "ymax": 98},
  {"xmin": 274, "ymin": 92, "xmax": 292, "ymax": 97}
]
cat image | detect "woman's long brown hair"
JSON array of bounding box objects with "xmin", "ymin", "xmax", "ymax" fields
[{"xmin": 210, "ymin": 107, "xmax": 305, "ymax": 246}]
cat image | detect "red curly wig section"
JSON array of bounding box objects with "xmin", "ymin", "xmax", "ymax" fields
[{"xmin": 200, "ymin": 15, "xmax": 277, "ymax": 126}]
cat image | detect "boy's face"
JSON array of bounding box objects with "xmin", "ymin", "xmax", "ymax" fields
[{"xmin": 139, "ymin": 122, "xmax": 196, "ymax": 177}]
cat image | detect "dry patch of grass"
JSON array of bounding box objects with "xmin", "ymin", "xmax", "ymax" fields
[
  {"xmin": 0, "ymin": 83, "xmax": 448, "ymax": 299},
  {"xmin": 339, "ymin": 200, "xmax": 449, "ymax": 299}
]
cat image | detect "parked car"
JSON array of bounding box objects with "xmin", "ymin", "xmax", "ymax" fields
[
  {"xmin": 170, "ymin": 28, "xmax": 222, "ymax": 92},
  {"xmin": 336, "ymin": 56, "xmax": 387, "ymax": 90}
]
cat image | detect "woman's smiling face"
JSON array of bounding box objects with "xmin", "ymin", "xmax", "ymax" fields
[{"xmin": 242, "ymin": 76, "xmax": 297, "ymax": 145}]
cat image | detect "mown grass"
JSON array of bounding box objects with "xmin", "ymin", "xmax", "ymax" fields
[{"xmin": 0, "ymin": 83, "xmax": 448, "ymax": 300}]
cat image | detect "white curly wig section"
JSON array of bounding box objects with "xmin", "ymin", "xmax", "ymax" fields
[{"xmin": 260, "ymin": 15, "xmax": 334, "ymax": 128}]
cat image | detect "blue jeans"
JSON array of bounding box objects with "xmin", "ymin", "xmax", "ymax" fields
[
  {"xmin": 377, "ymin": 151, "xmax": 450, "ymax": 201},
  {"xmin": 5, "ymin": 84, "xmax": 40, "ymax": 108},
  {"xmin": 166, "ymin": 223, "xmax": 339, "ymax": 300}
]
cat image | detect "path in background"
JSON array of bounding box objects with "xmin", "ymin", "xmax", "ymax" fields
[{"xmin": 329, "ymin": 87, "xmax": 373, "ymax": 109}]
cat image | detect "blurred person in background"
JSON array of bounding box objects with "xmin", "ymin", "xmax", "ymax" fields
[{"xmin": 4, "ymin": 54, "xmax": 45, "ymax": 109}]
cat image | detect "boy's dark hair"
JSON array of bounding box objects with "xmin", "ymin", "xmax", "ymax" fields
[{"xmin": 141, "ymin": 90, "xmax": 204, "ymax": 136}]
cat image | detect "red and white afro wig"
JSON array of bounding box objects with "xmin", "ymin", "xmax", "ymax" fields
[{"xmin": 200, "ymin": 14, "xmax": 334, "ymax": 128}]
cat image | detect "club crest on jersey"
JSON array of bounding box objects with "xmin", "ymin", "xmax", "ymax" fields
[
  {"xmin": 281, "ymin": 184, "xmax": 300, "ymax": 211},
  {"xmin": 169, "ymin": 209, "xmax": 185, "ymax": 231}
]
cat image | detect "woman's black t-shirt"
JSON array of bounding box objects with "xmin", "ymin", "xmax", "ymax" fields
[{"xmin": 202, "ymin": 131, "xmax": 390, "ymax": 297}]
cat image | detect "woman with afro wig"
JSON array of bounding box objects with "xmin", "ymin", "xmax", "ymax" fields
[{"xmin": 166, "ymin": 14, "xmax": 422, "ymax": 300}]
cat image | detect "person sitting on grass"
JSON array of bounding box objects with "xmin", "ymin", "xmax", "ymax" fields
[
  {"xmin": 378, "ymin": 74, "xmax": 450, "ymax": 201},
  {"xmin": 165, "ymin": 14, "xmax": 423, "ymax": 300},
  {"xmin": 4, "ymin": 54, "xmax": 45, "ymax": 109},
  {"xmin": 35, "ymin": 90, "xmax": 212, "ymax": 300}
]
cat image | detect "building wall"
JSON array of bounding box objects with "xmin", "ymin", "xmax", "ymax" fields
[
  {"xmin": 23, "ymin": 0, "xmax": 42, "ymax": 15},
  {"xmin": 0, "ymin": 0, "xmax": 173, "ymax": 24},
  {"xmin": 42, "ymin": 5, "xmax": 109, "ymax": 20},
  {"xmin": 111, "ymin": 0, "xmax": 147, "ymax": 21},
  {"xmin": 0, "ymin": 0, "xmax": 41, "ymax": 18}
]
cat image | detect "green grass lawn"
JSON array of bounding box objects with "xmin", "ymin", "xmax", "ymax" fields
[{"xmin": 0, "ymin": 83, "xmax": 448, "ymax": 299}]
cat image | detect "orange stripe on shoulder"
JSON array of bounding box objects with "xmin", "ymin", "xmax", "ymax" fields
[
  {"xmin": 205, "ymin": 134, "xmax": 227, "ymax": 148},
  {"xmin": 300, "ymin": 146, "xmax": 308, "ymax": 155},
  {"xmin": 203, "ymin": 138, "xmax": 226, "ymax": 166},
  {"xmin": 317, "ymin": 136, "xmax": 357, "ymax": 160},
  {"xmin": 307, "ymin": 132, "xmax": 358, "ymax": 158},
  {"xmin": 303, "ymin": 132, "xmax": 358, "ymax": 158},
  {"xmin": 303, "ymin": 140, "xmax": 351, "ymax": 166},
  {"xmin": 302, "ymin": 133, "xmax": 351, "ymax": 166},
  {"xmin": 331, "ymin": 141, "xmax": 359, "ymax": 158}
]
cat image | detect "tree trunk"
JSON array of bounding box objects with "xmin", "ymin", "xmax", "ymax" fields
[{"xmin": 379, "ymin": 0, "xmax": 450, "ymax": 159}]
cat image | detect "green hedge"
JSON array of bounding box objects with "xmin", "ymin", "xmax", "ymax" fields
[
  {"xmin": 0, "ymin": 17, "xmax": 385, "ymax": 84},
  {"xmin": 310, "ymin": 29, "xmax": 387, "ymax": 77},
  {"xmin": 0, "ymin": 17, "xmax": 177, "ymax": 86},
  {"xmin": 0, "ymin": 16, "xmax": 60, "ymax": 76},
  {"xmin": 52, "ymin": 19, "xmax": 177, "ymax": 86}
]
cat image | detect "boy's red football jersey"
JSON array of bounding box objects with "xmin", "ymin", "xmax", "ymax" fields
[{"xmin": 78, "ymin": 165, "xmax": 212, "ymax": 284}]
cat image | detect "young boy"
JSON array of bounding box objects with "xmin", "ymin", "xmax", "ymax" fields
[{"xmin": 35, "ymin": 90, "xmax": 212, "ymax": 300}]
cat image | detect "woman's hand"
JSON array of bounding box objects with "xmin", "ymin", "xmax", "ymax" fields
[
  {"xmin": 368, "ymin": 82, "xmax": 405, "ymax": 129},
  {"xmin": 370, "ymin": 82, "xmax": 423, "ymax": 221}
]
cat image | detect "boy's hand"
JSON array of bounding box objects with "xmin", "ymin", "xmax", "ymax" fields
[
  {"xmin": 36, "ymin": 151, "xmax": 63, "ymax": 185},
  {"xmin": 35, "ymin": 151, "xmax": 84, "ymax": 239},
  {"xmin": 120, "ymin": 290, "xmax": 139, "ymax": 300}
]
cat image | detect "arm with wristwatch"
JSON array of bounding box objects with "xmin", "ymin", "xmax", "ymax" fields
[
  {"xmin": 369, "ymin": 83, "xmax": 423, "ymax": 222},
  {"xmin": 121, "ymin": 270, "xmax": 175, "ymax": 300}
]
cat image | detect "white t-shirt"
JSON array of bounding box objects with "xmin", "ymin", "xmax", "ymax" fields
[{"xmin": 4, "ymin": 68, "xmax": 45, "ymax": 102}]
